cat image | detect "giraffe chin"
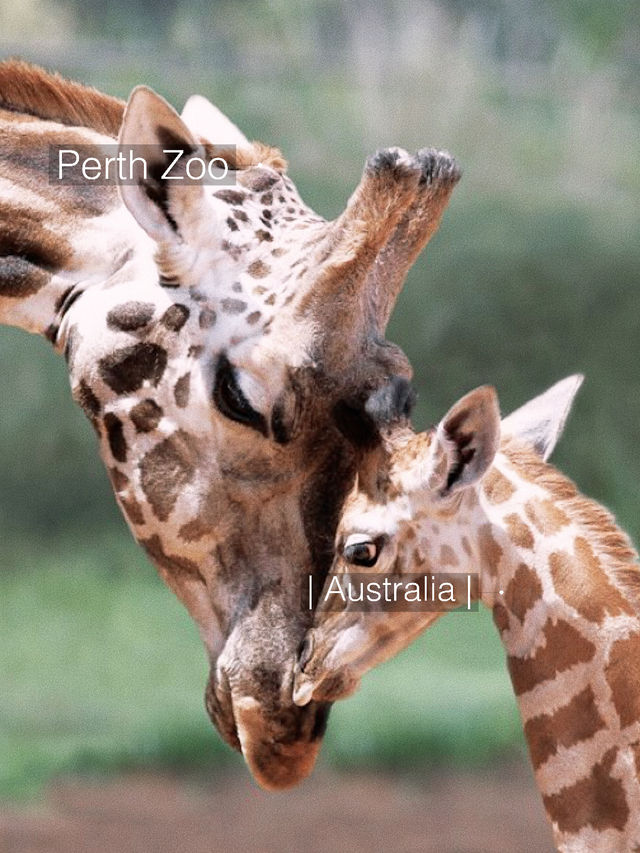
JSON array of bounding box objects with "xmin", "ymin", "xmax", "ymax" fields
[{"xmin": 233, "ymin": 696, "xmax": 327, "ymax": 791}]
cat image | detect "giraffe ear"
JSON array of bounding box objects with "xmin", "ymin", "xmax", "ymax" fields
[
  {"xmin": 181, "ymin": 94, "xmax": 249, "ymax": 147},
  {"xmin": 501, "ymin": 374, "xmax": 584, "ymax": 461},
  {"xmin": 395, "ymin": 386, "xmax": 500, "ymax": 497},
  {"xmin": 118, "ymin": 86, "xmax": 205, "ymax": 243}
]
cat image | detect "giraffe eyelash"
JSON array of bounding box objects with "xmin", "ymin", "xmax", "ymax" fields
[{"xmin": 213, "ymin": 354, "xmax": 268, "ymax": 436}]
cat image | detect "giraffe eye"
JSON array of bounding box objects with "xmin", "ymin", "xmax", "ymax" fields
[
  {"xmin": 343, "ymin": 534, "xmax": 381, "ymax": 567},
  {"xmin": 214, "ymin": 355, "xmax": 267, "ymax": 436}
]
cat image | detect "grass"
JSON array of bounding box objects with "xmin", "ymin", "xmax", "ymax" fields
[{"xmin": 0, "ymin": 535, "xmax": 524, "ymax": 800}]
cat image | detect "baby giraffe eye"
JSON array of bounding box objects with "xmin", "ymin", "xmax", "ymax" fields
[{"xmin": 343, "ymin": 533, "xmax": 381, "ymax": 567}]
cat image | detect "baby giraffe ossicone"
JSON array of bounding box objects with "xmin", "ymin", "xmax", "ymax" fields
[{"xmin": 293, "ymin": 376, "xmax": 640, "ymax": 852}]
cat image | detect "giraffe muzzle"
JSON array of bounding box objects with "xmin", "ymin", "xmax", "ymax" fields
[
  {"xmin": 232, "ymin": 694, "xmax": 330, "ymax": 791},
  {"xmin": 206, "ymin": 661, "xmax": 331, "ymax": 790}
]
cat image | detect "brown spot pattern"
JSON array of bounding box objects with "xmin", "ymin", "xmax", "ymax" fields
[
  {"xmin": 239, "ymin": 168, "xmax": 279, "ymax": 192},
  {"xmin": 504, "ymin": 563, "xmax": 543, "ymax": 623},
  {"xmin": 106, "ymin": 301, "xmax": 155, "ymax": 331},
  {"xmin": 214, "ymin": 189, "xmax": 246, "ymax": 205},
  {"xmin": 524, "ymin": 685, "xmax": 606, "ymax": 769},
  {"xmin": 221, "ymin": 298, "xmax": 247, "ymax": 314},
  {"xmin": 605, "ymin": 632, "xmax": 640, "ymax": 729},
  {"xmin": 549, "ymin": 538, "xmax": 634, "ymax": 623},
  {"xmin": 109, "ymin": 469, "xmax": 144, "ymax": 524},
  {"xmin": 139, "ymin": 430, "xmax": 195, "ymax": 521},
  {"xmin": 199, "ymin": 308, "xmax": 216, "ymax": 328},
  {"xmin": 160, "ymin": 303, "xmax": 190, "ymax": 332},
  {"xmin": 103, "ymin": 412, "xmax": 127, "ymax": 463},
  {"xmin": 178, "ymin": 518, "xmax": 211, "ymax": 542},
  {"xmin": 493, "ymin": 603, "xmax": 510, "ymax": 634},
  {"xmin": 120, "ymin": 495, "xmax": 145, "ymax": 526},
  {"xmin": 130, "ymin": 399, "xmax": 162, "ymax": 432},
  {"xmin": 482, "ymin": 468, "xmax": 515, "ymax": 504},
  {"xmin": 174, "ymin": 372, "xmax": 190, "ymax": 408},
  {"xmin": 109, "ymin": 467, "xmax": 128, "ymax": 492},
  {"xmin": 99, "ymin": 343, "xmax": 167, "ymax": 394},
  {"xmin": 74, "ymin": 379, "xmax": 100, "ymax": 420},
  {"xmin": 142, "ymin": 534, "xmax": 204, "ymax": 584},
  {"xmin": 525, "ymin": 499, "xmax": 570, "ymax": 535},
  {"xmin": 505, "ymin": 513, "xmax": 535, "ymax": 549},
  {"xmin": 247, "ymin": 259, "xmax": 270, "ymax": 278},
  {"xmin": 508, "ymin": 619, "xmax": 596, "ymax": 696},
  {"xmin": 543, "ymin": 747, "xmax": 628, "ymax": 834}
]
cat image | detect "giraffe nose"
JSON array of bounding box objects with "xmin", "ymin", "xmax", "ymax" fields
[{"xmin": 232, "ymin": 695, "xmax": 330, "ymax": 791}]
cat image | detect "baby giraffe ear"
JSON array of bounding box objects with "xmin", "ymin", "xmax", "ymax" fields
[
  {"xmin": 430, "ymin": 386, "xmax": 501, "ymax": 496},
  {"xmin": 118, "ymin": 86, "xmax": 204, "ymax": 243},
  {"xmin": 501, "ymin": 374, "xmax": 583, "ymax": 461}
]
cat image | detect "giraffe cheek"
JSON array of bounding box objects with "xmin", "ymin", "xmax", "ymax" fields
[{"xmin": 310, "ymin": 669, "xmax": 361, "ymax": 703}]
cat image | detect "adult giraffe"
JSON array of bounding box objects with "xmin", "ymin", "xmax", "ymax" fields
[
  {"xmin": 295, "ymin": 377, "xmax": 640, "ymax": 848},
  {"xmin": 0, "ymin": 61, "xmax": 460, "ymax": 789}
]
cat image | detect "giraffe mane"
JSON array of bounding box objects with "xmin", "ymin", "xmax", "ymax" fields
[
  {"xmin": 202, "ymin": 141, "xmax": 287, "ymax": 173},
  {"xmin": 502, "ymin": 436, "xmax": 640, "ymax": 608},
  {"xmin": 0, "ymin": 60, "xmax": 125, "ymax": 137},
  {"xmin": 0, "ymin": 61, "xmax": 286, "ymax": 174}
]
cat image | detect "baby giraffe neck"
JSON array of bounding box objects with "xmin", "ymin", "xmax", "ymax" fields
[{"xmin": 476, "ymin": 439, "xmax": 640, "ymax": 851}]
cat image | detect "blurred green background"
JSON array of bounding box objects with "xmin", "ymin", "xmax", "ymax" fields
[{"xmin": 1, "ymin": 0, "xmax": 638, "ymax": 800}]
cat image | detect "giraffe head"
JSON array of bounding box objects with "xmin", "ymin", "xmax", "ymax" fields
[
  {"xmin": 293, "ymin": 376, "xmax": 584, "ymax": 706},
  {"xmin": 51, "ymin": 82, "xmax": 461, "ymax": 788}
]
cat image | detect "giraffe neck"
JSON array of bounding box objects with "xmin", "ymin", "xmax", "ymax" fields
[
  {"xmin": 0, "ymin": 106, "xmax": 148, "ymax": 344},
  {"xmin": 471, "ymin": 439, "xmax": 640, "ymax": 850}
]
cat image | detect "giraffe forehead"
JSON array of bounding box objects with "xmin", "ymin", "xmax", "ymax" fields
[{"xmin": 340, "ymin": 492, "xmax": 411, "ymax": 540}]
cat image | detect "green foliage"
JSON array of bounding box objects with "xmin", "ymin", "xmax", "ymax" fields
[
  {"xmin": 0, "ymin": 541, "xmax": 238, "ymax": 799},
  {"xmin": 0, "ymin": 554, "xmax": 521, "ymax": 799}
]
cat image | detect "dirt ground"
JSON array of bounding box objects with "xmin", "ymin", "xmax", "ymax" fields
[{"xmin": 0, "ymin": 759, "xmax": 554, "ymax": 853}]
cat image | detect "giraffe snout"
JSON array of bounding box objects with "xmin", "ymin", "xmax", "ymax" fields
[
  {"xmin": 232, "ymin": 693, "xmax": 330, "ymax": 791},
  {"xmin": 206, "ymin": 655, "xmax": 331, "ymax": 790}
]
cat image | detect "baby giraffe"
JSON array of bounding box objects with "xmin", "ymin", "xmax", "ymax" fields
[{"xmin": 293, "ymin": 376, "xmax": 640, "ymax": 852}]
